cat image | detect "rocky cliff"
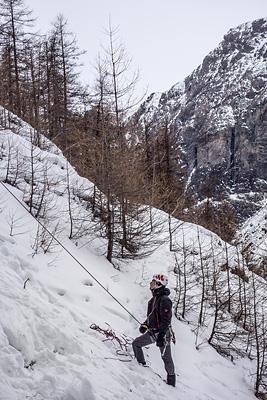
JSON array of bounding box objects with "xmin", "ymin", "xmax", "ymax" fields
[{"xmin": 135, "ymin": 18, "xmax": 267, "ymax": 225}]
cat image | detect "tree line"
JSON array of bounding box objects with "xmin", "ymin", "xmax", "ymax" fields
[
  {"xmin": 0, "ymin": 0, "xmax": 186, "ymax": 263},
  {"xmin": 0, "ymin": 0, "xmax": 246, "ymax": 252}
]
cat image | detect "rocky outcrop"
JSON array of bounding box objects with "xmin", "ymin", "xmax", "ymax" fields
[{"xmin": 135, "ymin": 18, "xmax": 267, "ymax": 223}]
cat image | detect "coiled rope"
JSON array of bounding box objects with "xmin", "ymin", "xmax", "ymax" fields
[{"xmin": 1, "ymin": 180, "xmax": 141, "ymax": 325}]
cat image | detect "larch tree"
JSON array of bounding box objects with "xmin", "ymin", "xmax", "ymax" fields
[
  {"xmin": 0, "ymin": 0, "xmax": 35, "ymax": 117},
  {"xmin": 40, "ymin": 14, "xmax": 85, "ymax": 150},
  {"xmin": 89, "ymin": 22, "xmax": 151, "ymax": 263}
]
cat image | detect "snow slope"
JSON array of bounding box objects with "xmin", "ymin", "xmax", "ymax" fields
[
  {"xmin": 0, "ymin": 113, "xmax": 259, "ymax": 399},
  {"xmin": 236, "ymin": 201, "xmax": 267, "ymax": 279}
]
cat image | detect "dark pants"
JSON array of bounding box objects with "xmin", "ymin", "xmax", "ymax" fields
[{"xmin": 132, "ymin": 330, "xmax": 175, "ymax": 375}]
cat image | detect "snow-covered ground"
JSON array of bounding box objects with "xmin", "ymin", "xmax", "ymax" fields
[
  {"xmin": 236, "ymin": 199, "xmax": 267, "ymax": 276},
  {"xmin": 0, "ymin": 112, "xmax": 261, "ymax": 399}
]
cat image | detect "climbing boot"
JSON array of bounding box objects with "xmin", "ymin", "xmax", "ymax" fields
[{"xmin": 167, "ymin": 373, "xmax": 176, "ymax": 387}]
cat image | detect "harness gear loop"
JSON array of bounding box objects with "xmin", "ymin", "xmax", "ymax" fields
[{"xmin": 170, "ymin": 325, "xmax": 176, "ymax": 344}]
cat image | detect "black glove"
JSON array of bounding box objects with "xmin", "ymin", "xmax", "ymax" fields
[
  {"xmin": 139, "ymin": 324, "xmax": 148, "ymax": 334},
  {"xmin": 156, "ymin": 332, "xmax": 166, "ymax": 347}
]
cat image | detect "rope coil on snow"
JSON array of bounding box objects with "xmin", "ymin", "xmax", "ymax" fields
[{"xmin": 90, "ymin": 323, "xmax": 133, "ymax": 352}]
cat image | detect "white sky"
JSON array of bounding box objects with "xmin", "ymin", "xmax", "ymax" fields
[{"xmin": 27, "ymin": 0, "xmax": 267, "ymax": 97}]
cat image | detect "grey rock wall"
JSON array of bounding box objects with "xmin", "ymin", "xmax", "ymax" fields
[{"xmin": 135, "ymin": 18, "xmax": 267, "ymax": 221}]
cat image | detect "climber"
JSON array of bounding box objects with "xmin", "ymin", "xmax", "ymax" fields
[{"xmin": 132, "ymin": 274, "xmax": 176, "ymax": 387}]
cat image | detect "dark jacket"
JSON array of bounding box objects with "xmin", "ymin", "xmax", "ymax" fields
[{"xmin": 145, "ymin": 286, "xmax": 172, "ymax": 334}]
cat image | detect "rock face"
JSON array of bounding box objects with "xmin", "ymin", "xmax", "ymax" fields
[{"xmin": 135, "ymin": 18, "xmax": 267, "ymax": 222}]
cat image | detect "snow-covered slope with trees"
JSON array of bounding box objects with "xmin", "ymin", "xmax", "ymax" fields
[{"xmin": 0, "ymin": 110, "xmax": 266, "ymax": 399}]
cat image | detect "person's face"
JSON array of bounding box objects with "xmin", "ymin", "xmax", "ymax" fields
[{"xmin": 150, "ymin": 279, "xmax": 157, "ymax": 291}]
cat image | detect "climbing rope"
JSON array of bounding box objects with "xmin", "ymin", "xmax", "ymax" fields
[
  {"xmin": 0, "ymin": 180, "xmax": 141, "ymax": 325},
  {"xmin": 90, "ymin": 323, "xmax": 133, "ymax": 352}
]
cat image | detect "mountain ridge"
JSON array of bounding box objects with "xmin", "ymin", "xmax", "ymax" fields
[{"xmin": 134, "ymin": 17, "xmax": 267, "ymax": 226}]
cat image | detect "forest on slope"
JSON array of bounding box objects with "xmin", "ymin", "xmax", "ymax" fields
[
  {"xmin": 0, "ymin": 110, "xmax": 266, "ymax": 398},
  {"xmin": 0, "ymin": 3, "xmax": 266, "ymax": 274}
]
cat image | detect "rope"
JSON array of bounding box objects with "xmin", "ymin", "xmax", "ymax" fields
[
  {"xmin": 90, "ymin": 323, "xmax": 133, "ymax": 351},
  {"xmin": 0, "ymin": 180, "xmax": 141, "ymax": 325}
]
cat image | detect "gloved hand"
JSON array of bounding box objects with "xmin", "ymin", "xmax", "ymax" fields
[
  {"xmin": 156, "ymin": 332, "xmax": 166, "ymax": 347},
  {"xmin": 139, "ymin": 324, "xmax": 148, "ymax": 334}
]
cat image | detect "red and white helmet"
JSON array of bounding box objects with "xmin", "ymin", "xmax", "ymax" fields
[{"xmin": 153, "ymin": 274, "xmax": 168, "ymax": 286}]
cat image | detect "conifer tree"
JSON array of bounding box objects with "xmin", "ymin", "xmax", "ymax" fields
[
  {"xmin": 0, "ymin": 0, "xmax": 35, "ymax": 116},
  {"xmin": 89, "ymin": 23, "xmax": 154, "ymax": 262}
]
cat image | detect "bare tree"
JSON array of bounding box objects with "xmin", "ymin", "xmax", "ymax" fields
[
  {"xmin": 4, "ymin": 134, "xmax": 26, "ymax": 185},
  {"xmin": 0, "ymin": 0, "xmax": 35, "ymax": 116},
  {"xmin": 6, "ymin": 209, "xmax": 28, "ymax": 236},
  {"xmin": 41, "ymin": 14, "xmax": 85, "ymax": 149},
  {"xmin": 89, "ymin": 22, "xmax": 149, "ymax": 263},
  {"xmin": 31, "ymin": 220, "xmax": 61, "ymax": 256}
]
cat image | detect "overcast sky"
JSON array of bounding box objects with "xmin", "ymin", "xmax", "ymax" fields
[{"xmin": 27, "ymin": 0, "xmax": 266, "ymax": 98}]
